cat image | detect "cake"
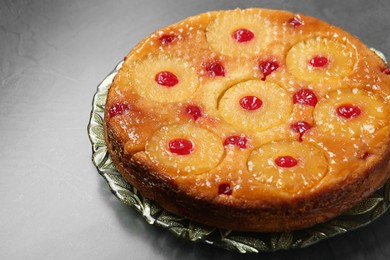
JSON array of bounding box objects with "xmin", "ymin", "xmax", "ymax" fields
[{"xmin": 104, "ymin": 8, "xmax": 390, "ymax": 232}]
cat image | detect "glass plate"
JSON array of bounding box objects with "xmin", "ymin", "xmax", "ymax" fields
[{"xmin": 88, "ymin": 51, "xmax": 390, "ymax": 253}]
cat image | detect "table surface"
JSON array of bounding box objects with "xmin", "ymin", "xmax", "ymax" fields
[{"xmin": 1, "ymin": 0, "xmax": 390, "ymax": 259}]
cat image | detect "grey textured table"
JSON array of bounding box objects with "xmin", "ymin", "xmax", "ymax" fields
[{"xmin": 1, "ymin": 0, "xmax": 390, "ymax": 259}]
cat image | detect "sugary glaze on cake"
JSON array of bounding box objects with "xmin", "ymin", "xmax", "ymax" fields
[{"xmin": 104, "ymin": 8, "xmax": 390, "ymax": 232}]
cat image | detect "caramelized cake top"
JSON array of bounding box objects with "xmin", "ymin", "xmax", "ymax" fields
[{"xmin": 105, "ymin": 8, "xmax": 390, "ymax": 205}]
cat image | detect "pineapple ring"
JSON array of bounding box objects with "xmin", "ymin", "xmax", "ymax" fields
[
  {"xmin": 247, "ymin": 141, "xmax": 328, "ymax": 193},
  {"xmin": 146, "ymin": 124, "xmax": 224, "ymax": 175},
  {"xmin": 313, "ymin": 88, "xmax": 388, "ymax": 138},
  {"xmin": 286, "ymin": 37, "xmax": 356, "ymax": 83},
  {"xmin": 218, "ymin": 79, "xmax": 293, "ymax": 131},
  {"xmin": 129, "ymin": 55, "xmax": 199, "ymax": 103},
  {"xmin": 206, "ymin": 9, "xmax": 275, "ymax": 57}
]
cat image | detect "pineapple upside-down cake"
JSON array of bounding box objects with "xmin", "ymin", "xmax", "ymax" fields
[{"xmin": 104, "ymin": 8, "xmax": 390, "ymax": 232}]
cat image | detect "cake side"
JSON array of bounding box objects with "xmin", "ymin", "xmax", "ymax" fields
[{"xmin": 105, "ymin": 124, "xmax": 390, "ymax": 231}]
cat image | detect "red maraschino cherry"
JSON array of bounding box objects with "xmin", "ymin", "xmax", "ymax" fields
[
  {"xmin": 232, "ymin": 28, "xmax": 254, "ymax": 43},
  {"xmin": 185, "ymin": 105, "xmax": 203, "ymax": 121},
  {"xmin": 336, "ymin": 104, "xmax": 362, "ymax": 119},
  {"xmin": 159, "ymin": 34, "xmax": 176, "ymax": 45},
  {"xmin": 168, "ymin": 138, "xmax": 194, "ymax": 155},
  {"xmin": 381, "ymin": 67, "xmax": 390, "ymax": 75},
  {"xmin": 218, "ymin": 183, "xmax": 233, "ymax": 195},
  {"xmin": 155, "ymin": 71, "xmax": 179, "ymax": 87},
  {"xmin": 259, "ymin": 60, "xmax": 279, "ymax": 80},
  {"xmin": 206, "ymin": 62, "xmax": 225, "ymax": 77},
  {"xmin": 290, "ymin": 121, "xmax": 312, "ymax": 142},
  {"xmin": 275, "ymin": 156, "xmax": 298, "ymax": 168},
  {"xmin": 309, "ymin": 55, "xmax": 329, "ymax": 67},
  {"xmin": 239, "ymin": 96, "xmax": 263, "ymax": 110},
  {"xmin": 293, "ymin": 89, "xmax": 318, "ymax": 107},
  {"xmin": 289, "ymin": 16, "xmax": 303, "ymax": 27},
  {"xmin": 109, "ymin": 103, "xmax": 129, "ymax": 118},
  {"xmin": 223, "ymin": 136, "xmax": 247, "ymax": 149}
]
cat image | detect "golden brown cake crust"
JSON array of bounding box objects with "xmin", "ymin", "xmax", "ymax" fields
[{"xmin": 104, "ymin": 8, "xmax": 390, "ymax": 232}]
